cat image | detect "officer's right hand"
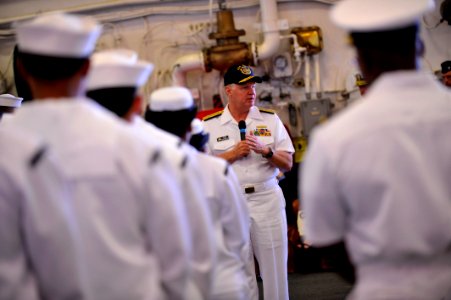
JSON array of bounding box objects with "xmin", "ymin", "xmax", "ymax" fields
[{"xmin": 233, "ymin": 140, "xmax": 251, "ymax": 159}]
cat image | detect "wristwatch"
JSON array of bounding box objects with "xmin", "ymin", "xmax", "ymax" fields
[{"xmin": 262, "ymin": 147, "xmax": 274, "ymax": 158}]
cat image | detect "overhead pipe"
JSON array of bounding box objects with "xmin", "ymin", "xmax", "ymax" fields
[
  {"xmin": 0, "ymin": 0, "xmax": 337, "ymax": 31},
  {"xmin": 280, "ymin": 33, "xmax": 306, "ymax": 78},
  {"xmin": 251, "ymin": 0, "xmax": 281, "ymax": 65},
  {"xmin": 172, "ymin": 52, "xmax": 205, "ymax": 87}
]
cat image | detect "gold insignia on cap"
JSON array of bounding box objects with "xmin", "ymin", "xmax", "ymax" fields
[
  {"xmin": 237, "ymin": 65, "xmax": 252, "ymax": 75},
  {"xmin": 238, "ymin": 75, "xmax": 255, "ymax": 83}
]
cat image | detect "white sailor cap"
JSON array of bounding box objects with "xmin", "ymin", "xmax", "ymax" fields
[
  {"xmin": 331, "ymin": 0, "xmax": 434, "ymax": 32},
  {"xmin": 148, "ymin": 87, "xmax": 194, "ymax": 111},
  {"xmin": 86, "ymin": 49, "xmax": 154, "ymax": 90},
  {"xmin": 16, "ymin": 12, "xmax": 101, "ymax": 58},
  {"xmin": 0, "ymin": 94, "xmax": 23, "ymax": 108},
  {"xmin": 190, "ymin": 118, "xmax": 204, "ymax": 135}
]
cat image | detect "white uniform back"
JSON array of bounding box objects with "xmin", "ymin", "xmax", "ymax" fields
[
  {"xmin": 302, "ymin": 71, "xmax": 451, "ymax": 299},
  {"xmin": 0, "ymin": 128, "xmax": 43, "ymax": 300},
  {"xmin": 2, "ymin": 99, "xmax": 190, "ymax": 300},
  {"xmin": 133, "ymin": 116, "xmax": 216, "ymax": 299},
  {"xmin": 196, "ymin": 153, "xmax": 251, "ymax": 300}
]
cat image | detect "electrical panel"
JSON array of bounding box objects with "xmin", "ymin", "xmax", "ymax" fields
[{"xmin": 300, "ymin": 98, "xmax": 330, "ymax": 137}]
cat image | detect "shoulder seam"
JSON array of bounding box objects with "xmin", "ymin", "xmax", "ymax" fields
[{"xmin": 202, "ymin": 110, "xmax": 224, "ymax": 121}]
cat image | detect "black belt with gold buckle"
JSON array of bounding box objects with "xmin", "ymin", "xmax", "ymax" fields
[{"xmin": 244, "ymin": 187, "xmax": 255, "ymax": 194}]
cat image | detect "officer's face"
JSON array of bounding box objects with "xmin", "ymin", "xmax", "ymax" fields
[{"xmin": 227, "ymin": 82, "xmax": 256, "ymax": 110}]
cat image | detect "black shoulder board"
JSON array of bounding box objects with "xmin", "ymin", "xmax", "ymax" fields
[
  {"xmin": 258, "ymin": 107, "xmax": 275, "ymax": 114},
  {"xmin": 203, "ymin": 110, "xmax": 223, "ymax": 121}
]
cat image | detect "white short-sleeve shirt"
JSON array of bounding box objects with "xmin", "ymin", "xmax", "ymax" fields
[
  {"xmin": 203, "ymin": 105, "xmax": 294, "ymax": 184},
  {"xmin": 3, "ymin": 99, "xmax": 190, "ymax": 300},
  {"xmin": 302, "ymin": 70, "xmax": 451, "ymax": 298}
]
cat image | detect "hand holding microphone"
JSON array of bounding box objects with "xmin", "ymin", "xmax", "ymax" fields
[{"xmin": 235, "ymin": 120, "xmax": 250, "ymax": 159}]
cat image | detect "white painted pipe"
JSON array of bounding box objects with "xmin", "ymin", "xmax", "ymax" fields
[
  {"xmin": 305, "ymin": 55, "xmax": 311, "ymax": 99},
  {"xmin": 171, "ymin": 52, "xmax": 205, "ymax": 87},
  {"xmin": 314, "ymin": 54, "xmax": 322, "ymax": 99},
  {"xmin": 252, "ymin": 0, "xmax": 281, "ymax": 64}
]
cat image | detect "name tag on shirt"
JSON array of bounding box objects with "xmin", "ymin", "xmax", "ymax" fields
[{"xmin": 217, "ymin": 135, "xmax": 229, "ymax": 142}]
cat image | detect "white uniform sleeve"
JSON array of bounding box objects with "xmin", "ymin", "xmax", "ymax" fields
[
  {"xmin": 0, "ymin": 168, "xmax": 39, "ymax": 300},
  {"xmin": 201, "ymin": 121, "xmax": 214, "ymax": 155},
  {"xmin": 144, "ymin": 153, "xmax": 191, "ymax": 300},
  {"xmin": 181, "ymin": 152, "xmax": 216, "ymax": 299},
  {"xmin": 300, "ymin": 131, "xmax": 347, "ymax": 246},
  {"xmin": 220, "ymin": 165, "xmax": 250, "ymax": 262},
  {"xmin": 274, "ymin": 114, "xmax": 295, "ymax": 153}
]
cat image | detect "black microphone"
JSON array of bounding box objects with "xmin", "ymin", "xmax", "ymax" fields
[{"xmin": 238, "ymin": 120, "xmax": 246, "ymax": 141}]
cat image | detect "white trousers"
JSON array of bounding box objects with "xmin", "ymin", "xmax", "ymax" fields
[{"xmin": 245, "ymin": 186, "xmax": 289, "ymax": 300}]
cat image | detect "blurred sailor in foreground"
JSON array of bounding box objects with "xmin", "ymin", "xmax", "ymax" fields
[
  {"xmin": 1, "ymin": 12, "xmax": 190, "ymax": 300},
  {"xmin": 86, "ymin": 48, "xmax": 215, "ymax": 300},
  {"xmin": 441, "ymin": 60, "xmax": 451, "ymax": 88},
  {"xmin": 202, "ymin": 64, "xmax": 294, "ymax": 300},
  {"xmin": 301, "ymin": 0, "xmax": 451, "ymax": 299},
  {"xmin": 189, "ymin": 118, "xmax": 209, "ymax": 152},
  {"xmin": 0, "ymin": 94, "xmax": 23, "ymax": 122},
  {"xmin": 0, "ymin": 127, "xmax": 44, "ymax": 300},
  {"xmin": 147, "ymin": 86, "xmax": 252, "ymax": 300}
]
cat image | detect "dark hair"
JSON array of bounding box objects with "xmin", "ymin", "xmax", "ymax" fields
[
  {"xmin": 351, "ymin": 24, "xmax": 419, "ymax": 75},
  {"xmin": 13, "ymin": 45, "xmax": 33, "ymax": 102},
  {"xmin": 189, "ymin": 132, "xmax": 209, "ymax": 151},
  {"xmin": 17, "ymin": 51, "xmax": 88, "ymax": 81},
  {"xmin": 144, "ymin": 107, "xmax": 197, "ymax": 139},
  {"xmin": 87, "ymin": 87, "xmax": 137, "ymax": 118},
  {"xmin": 351, "ymin": 24, "xmax": 418, "ymax": 53}
]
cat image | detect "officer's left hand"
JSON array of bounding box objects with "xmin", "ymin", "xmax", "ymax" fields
[{"xmin": 245, "ymin": 134, "xmax": 268, "ymax": 155}]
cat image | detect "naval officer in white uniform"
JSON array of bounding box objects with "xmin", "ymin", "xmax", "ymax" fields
[
  {"xmin": 301, "ymin": 0, "xmax": 451, "ymax": 299},
  {"xmin": 202, "ymin": 64, "xmax": 294, "ymax": 300}
]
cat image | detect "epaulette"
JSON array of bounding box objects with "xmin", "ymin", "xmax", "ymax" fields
[
  {"xmin": 203, "ymin": 110, "xmax": 224, "ymax": 121},
  {"xmin": 258, "ymin": 107, "xmax": 275, "ymax": 114}
]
